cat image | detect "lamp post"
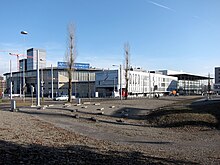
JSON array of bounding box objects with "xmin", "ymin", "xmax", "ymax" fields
[
  {"xmin": 51, "ymin": 64, "xmax": 54, "ymax": 100},
  {"xmin": 41, "ymin": 68, "xmax": 43, "ymax": 100},
  {"xmin": 19, "ymin": 66, "xmax": 22, "ymax": 98},
  {"xmin": 2, "ymin": 81, "xmax": 5, "ymax": 98},
  {"xmin": 21, "ymin": 30, "xmax": 28, "ymax": 101},
  {"xmin": 36, "ymin": 50, "xmax": 40, "ymax": 107},
  {"xmin": 10, "ymin": 60, "xmax": 12, "ymax": 100},
  {"xmin": 112, "ymin": 64, "xmax": 122, "ymax": 100}
]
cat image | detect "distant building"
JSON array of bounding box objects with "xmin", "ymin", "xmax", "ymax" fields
[
  {"xmin": 214, "ymin": 67, "xmax": 220, "ymax": 94},
  {"xmin": 4, "ymin": 66, "xmax": 102, "ymax": 98},
  {"xmin": 27, "ymin": 48, "xmax": 46, "ymax": 70},
  {"xmin": 95, "ymin": 68, "xmax": 178, "ymax": 97},
  {"xmin": 159, "ymin": 70, "xmax": 212, "ymax": 95}
]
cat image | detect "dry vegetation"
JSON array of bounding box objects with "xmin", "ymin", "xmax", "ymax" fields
[{"xmin": 147, "ymin": 98, "xmax": 220, "ymax": 130}]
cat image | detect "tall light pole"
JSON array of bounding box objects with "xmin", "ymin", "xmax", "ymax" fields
[
  {"xmin": 41, "ymin": 64, "xmax": 44, "ymax": 102},
  {"xmin": 21, "ymin": 30, "xmax": 28, "ymax": 101},
  {"xmin": 36, "ymin": 50, "xmax": 40, "ymax": 107},
  {"xmin": 51, "ymin": 64, "xmax": 54, "ymax": 99},
  {"xmin": 113, "ymin": 64, "xmax": 122, "ymax": 100},
  {"xmin": 10, "ymin": 60, "xmax": 12, "ymax": 100}
]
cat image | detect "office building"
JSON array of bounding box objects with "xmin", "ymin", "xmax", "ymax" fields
[{"xmin": 27, "ymin": 48, "xmax": 46, "ymax": 70}]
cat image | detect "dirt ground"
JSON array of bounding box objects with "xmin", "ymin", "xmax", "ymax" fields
[{"xmin": 0, "ymin": 96, "xmax": 220, "ymax": 164}]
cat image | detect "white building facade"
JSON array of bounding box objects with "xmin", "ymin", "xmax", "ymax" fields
[{"xmin": 95, "ymin": 69, "xmax": 178, "ymax": 97}]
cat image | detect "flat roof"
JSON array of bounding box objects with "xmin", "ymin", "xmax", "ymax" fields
[{"xmin": 169, "ymin": 73, "xmax": 212, "ymax": 81}]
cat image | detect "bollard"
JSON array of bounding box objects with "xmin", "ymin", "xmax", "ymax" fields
[
  {"xmin": 11, "ymin": 99, "xmax": 16, "ymax": 111},
  {"xmin": 77, "ymin": 98, "xmax": 81, "ymax": 104}
]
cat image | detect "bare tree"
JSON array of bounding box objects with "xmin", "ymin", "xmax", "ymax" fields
[
  {"xmin": 65, "ymin": 24, "xmax": 77, "ymax": 102},
  {"xmin": 124, "ymin": 42, "xmax": 130, "ymax": 100}
]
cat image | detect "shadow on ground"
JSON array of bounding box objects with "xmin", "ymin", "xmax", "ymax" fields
[{"xmin": 0, "ymin": 140, "xmax": 197, "ymax": 165}]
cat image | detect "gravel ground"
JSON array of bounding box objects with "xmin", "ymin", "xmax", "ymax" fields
[{"xmin": 0, "ymin": 96, "xmax": 220, "ymax": 164}]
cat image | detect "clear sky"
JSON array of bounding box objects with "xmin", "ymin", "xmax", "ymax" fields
[{"xmin": 0, "ymin": 0, "xmax": 220, "ymax": 76}]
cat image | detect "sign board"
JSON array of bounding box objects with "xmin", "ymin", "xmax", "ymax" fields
[
  {"xmin": 57, "ymin": 62, "xmax": 90, "ymax": 69},
  {"xmin": 57, "ymin": 62, "xmax": 67, "ymax": 68}
]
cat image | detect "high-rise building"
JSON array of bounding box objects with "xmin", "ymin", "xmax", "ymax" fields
[{"xmin": 27, "ymin": 48, "xmax": 46, "ymax": 70}]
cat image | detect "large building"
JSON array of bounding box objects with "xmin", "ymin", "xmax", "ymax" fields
[
  {"xmin": 214, "ymin": 67, "xmax": 220, "ymax": 94},
  {"xmin": 159, "ymin": 70, "xmax": 212, "ymax": 95},
  {"xmin": 95, "ymin": 68, "xmax": 178, "ymax": 97},
  {"xmin": 3, "ymin": 48, "xmax": 214, "ymax": 98},
  {"xmin": 4, "ymin": 62, "xmax": 102, "ymax": 98}
]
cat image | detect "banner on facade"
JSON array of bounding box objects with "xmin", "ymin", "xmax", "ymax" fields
[{"xmin": 57, "ymin": 62, "xmax": 90, "ymax": 69}]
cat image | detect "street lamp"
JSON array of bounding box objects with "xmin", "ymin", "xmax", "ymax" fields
[
  {"xmin": 112, "ymin": 64, "xmax": 122, "ymax": 100},
  {"xmin": 51, "ymin": 64, "xmax": 54, "ymax": 100},
  {"xmin": 21, "ymin": 30, "xmax": 28, "ymax": 101},
  {"xmin": 21, "ymin": 31, "xmax": 28, "ymax": 35},
  {"xmin": 36, "ymin": 50, "xmax": 40, "ymax": 107},
  {"xmin": 41, "ymin": 61, "xmax": 44, "ymax": 102},
  {"xmin": 10, "ymin": 60, "xmax": 12, "ymax": 100}
]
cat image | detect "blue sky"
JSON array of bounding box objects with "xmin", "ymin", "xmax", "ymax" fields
[{"xmin": 0, "ymin": 0, "xmax": 220, "ymax": 76}]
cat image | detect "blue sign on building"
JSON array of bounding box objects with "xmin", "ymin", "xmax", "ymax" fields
[
  {"xmin": 57, "ymin": 62, "xmax": 68, "ymax": 68},
  {"xmin": 57, "ymin": 62, "xmax": 90, "ymax": 69}
]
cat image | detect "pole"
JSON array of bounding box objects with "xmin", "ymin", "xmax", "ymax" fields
[
  {"xmin": 23, "ymin": 59, "xmax": 25, "ymax": 101},
  {"xmin": 88, "ymin": 72, "xmax": 90, "ymax": 98},
  {"xmin": 21, "ymin": 31, "xmax": 28, "ymax": 101},
  {"xmin": 2, "ymin": 81, "xmax": 4, "ymax": 98},
  {"xmin": 57, "ymin": 72, "xmax": 59, "ymax": 97},
  {"xmin": 51, "ymin": 64, "xmax": 53, "ymax": 99},
  {"xmin": 20, "ymin": 72, "xmax": 21, "ymax": 98},
  {"xmin": 149, "ymin": 71, "xmax": 151, "ymax": 98},
  {"xmin": 31, "ymin": 85, "xmax": 33, "ymax": 106},
  {"xmin": 41, "ymin": 68, "xmax": 44, "ymax": 101},
  {"xmin": 36, "ymin": 50, "xmax": 40, "ymax": 106},
  {"xmin": 113, "ymin": 77, "xmax": 115, "ymax": 97},
  {"xmin": 10, "ymin": 60, "xmax": 12, "ymax": 100},
  {"xmin": 120, "ymin": 64, "xmax": 122, "ymax": 100}
]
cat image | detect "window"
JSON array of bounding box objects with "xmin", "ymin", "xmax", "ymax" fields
[{"xmin": 161, "ymin": 83, "xmax": 165, "ymax": 87}]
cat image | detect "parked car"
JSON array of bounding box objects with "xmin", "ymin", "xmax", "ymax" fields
[{"xmin": 54, "ymin": 95, "xmax": 68, "ymax": 101}]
